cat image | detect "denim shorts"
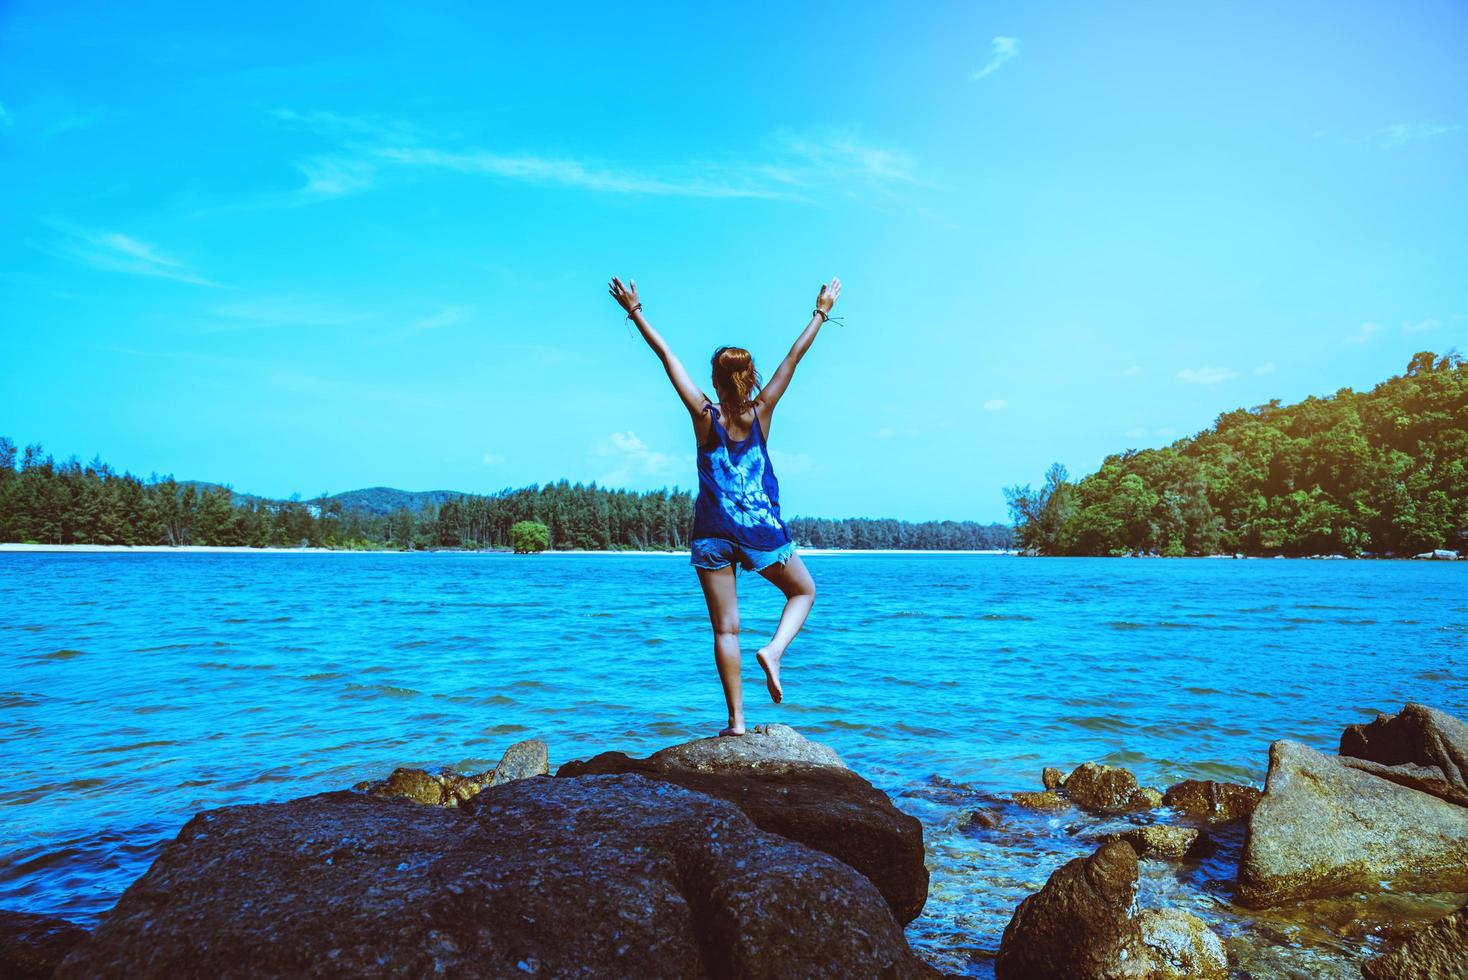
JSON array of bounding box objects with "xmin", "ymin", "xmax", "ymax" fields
[{"xmin": 690, "ymin": 537, "xmax": 796, "ymax": 573}]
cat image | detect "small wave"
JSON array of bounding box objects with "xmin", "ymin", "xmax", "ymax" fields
[
  {"xmin": 38, "ymin": 649, "xmax": 85, "ymax": 661},
  {"xmin": 132, "ymin": 644, "xmax": 193, "ymax": 653},
  {"xmin": 979, "ymin": 613, "xmax": 1035, "ymax": 622},
  {"xmin": 1107, "ymin": 621, "xmax": 1146, "ymax": 630},
  {"xmin": 343, "ymin": 683, "xmax": 421, "ymax": 698}
]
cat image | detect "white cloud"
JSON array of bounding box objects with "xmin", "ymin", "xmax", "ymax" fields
[
  {"xmin": 872, "ymin": 426, "xmax": 921, "ymax": 439},
  {"xmin": 482, "ymin": 452, "xmax": 504, "ymax": 466},
  {"xmin": 972, "ymin": 36, "xmax": 1020, "ymax": 81},
  {"xmin": 1125, "ymin": 427, "xmax": 1146, "ymax": 439},
  {"xmin": 1254, "ymin": 361, "xmax": 1276, "ymax": 375},
  {"xmin": 0, "ymin": 101, "xmax": 12, "ymax": 127},
  {"xmin": 596, "ymin": 431, "xmax": 676, "ymax": 486},
  {"xmin": 1378, "ymin": 122, "xmax": 1460, "ymax": 150},
  {"xmin": 47, "ymin": 229, "xmax": 220, "ymax": 287},
  {"xmin": 297, "ymin": 156, "xmax": 377, "ymax": 197},
  {"xmin": 1177, "ymin": 366, "xmax": 1237, "ymax": 385},
  {"xmin": 1403, "ymin": 317, "xmax": 1441, "ymax": 334},
  {"xmin": 1346, "ymin": 321, "xmax": 1381, "ymax": 345},
  {"xmin": 406, "ymin": 306, "xmax": 467, "ymax": 335},
  {"xmin": 983, "ymin": 398, "xmax": 1007, "ymax": 411},
  {"xmin": 769, "ymin": 449, "xmax": 815, "ymax": 474},
  {"xmin": 1123, "ymin": 365, "xmax": 1143, "ymax": 377},
  {"xmin": 206, "ymin": 298, "xmax": 372, "ymax": 330},
  {"xmin": 1158, "ymin": 427, "xmax": 1177, "ymax": 438}
]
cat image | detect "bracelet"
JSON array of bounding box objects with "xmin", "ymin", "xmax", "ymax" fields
[
  {"xmin": 626, "ymin": 303, "xmax": 642, "ymax": 319},
  {"xmin": 813, "ymin": 308, "xmax": 829, "ymax": 323}
]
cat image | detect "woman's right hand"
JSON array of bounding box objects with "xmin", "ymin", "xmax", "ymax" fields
[
  {"xmin": 608, "ymin": 276, "xmax": 641, "ymax": 316},
  {"xmin": 816, "ymin": 276, "xmax": 842, "ymax": 315}
]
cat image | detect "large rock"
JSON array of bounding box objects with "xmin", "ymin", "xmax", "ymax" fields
[
  {"xmin": 57, "ymin": 774, "xmax": 933, "ymax": 979},
  {"xmin": 1362, "ymin": 903, "xmax": 1468, "ymax": 980},
  {"xmin": 1162, "ymin": 779, "xmax": 1261, "ymax": 822},
  {"xmin": 1061, "ymin": 762, "xmax": 1158, "ymax": 813},
  {"xmin": 0, "ymin": 910, "xmax": 89, "ymax": 980},
  {"xmin": 1237, "ymin": 740, "xmax": 1468, "ymax": 907},
  {"xmin": 995, "ymin": 840, "xmax": 1225, "ymax": 979},
  {"xmin": 1104, "ymin": 825, "xmax": 1206, "ymax": 860},
  {"xmin": 489, "ymin": 738, "xmax": 549, "ymax": 785},
  {"xmin": 556, "ymin": 724, "xmax": 927, "ymax": 925},
  {"xmin": 1341, "ymin": 703, "xmax": 1468, "ymax": 808}
]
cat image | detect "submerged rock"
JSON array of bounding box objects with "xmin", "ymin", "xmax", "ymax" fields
[
  {"xmin": 556, "ymin": 724, "xmax": 927, "ymax": 925},
  {"xmin": 1012, "ymin": 790, "xmax": 1069, "ymax": 811},
  {"xmin": 0, "ymin": 910, "xmax": 89, "ymax": 980},
  {"xmin": 56, "ymin": 774, "xmax": 934, "ymax": 979},
  {"xmin": 1237, "ymin": 740, "xmax": 1468, "ymax": 906},
  {"xmin": 1134, "ymin": 908, "xmax": 1228, "ymax": 979},
  {"xmin": 994, "ymin": 840, "xmax": 1225, "ymax": 979},
  {"xmin": 1061, "ymin": 762, "xmax": 1159, "ymax": 813},
  {"xmin": 1162, "ymin": 779, "xmax": 1261, "ymax": 822},
  {"xmin": 1340, "ymin": 703, "xmax": 1468, "ymax": 808},
  {"xmin": 1105, "ymin": 824, "xmax": 1207, "ymax": 860},
  {"xmin": 1361, "ymin": 902, "xmax": 1468, "ymax": 980}
]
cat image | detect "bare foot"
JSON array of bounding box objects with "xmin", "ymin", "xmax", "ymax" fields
[
  {"xmin": 719, "ymin": 723, "xmax": 746, "ymax": 737},
  {"xmin": 756, "ymin": 647, "xmax": 783, "ymax": 704}
]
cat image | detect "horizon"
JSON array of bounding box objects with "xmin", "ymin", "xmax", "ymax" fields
[{"xmin": 3, "ymin": 1, "xmax": 1466, "ymax": 523}]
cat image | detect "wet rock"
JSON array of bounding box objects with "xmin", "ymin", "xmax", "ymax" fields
[
  {"xmin": 1341, "ymin": 703, "xmax": 1468, "ymax": 808},
  {"xmin": 556, "ymin": 724, "xmax": 927, "ymax": 925},
  {"xmin": 1012, "ymin": 790, "xmax": 1069, "ymax": 811},
  {"xmin": 957, "ymin": 807, "xmax": 1003, "ymax": 830},
  {"xmin": 57, "ymin": 774, "xmax": 934, "ymax": 979},
  {"xmin": 1042, "ymin": 767, "xmax": 1064, "ymax": 791},
  {"xmin": 1133, "ymin": 786, "xmax": 1165, "ymax": 809},
  {"xmin": 1105, "ymin": 824, "xmax": 1206, "ymax": 860},
  {"xmin": 1163, "ymin": 778, "xmax": 1261, "ymax": 821},
  {"xmin": 996, "ymin": 840, "xmax": 1141, "ymax": 978},
  {"xmin": 0, "ymin": 910, "xmax": 89, "ymax": 980},
  {"xmin": 1362, "ymin": 902, "xmax": 1468, "ymax": 980},
  {"xmin": 1061, "ymin": 762, "xmax": 1156, "ymax": 813},
  {"xmin": 995, "ymin": 840, "xmax": 1226, "ymax": 979},
  {"xmin": 1135, "ymin": 908, "xmax": 1228, "ymax": 979},
  {"xmin": 489, "ymin": 737, "xmax": 549, "ymax": 786},
  {"xmin": 1237, "ymin": 740, "xmax": 1468, "ymax": 907}
]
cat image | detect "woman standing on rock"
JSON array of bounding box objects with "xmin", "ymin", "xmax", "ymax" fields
[{"xmin": 607, "ymin": 275, "xmax": 840, "ymax": 735}]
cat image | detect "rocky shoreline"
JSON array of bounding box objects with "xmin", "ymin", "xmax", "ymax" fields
[{"xmin": 3, "ymin": 707, "xmax": 1466, "ymax": 978}]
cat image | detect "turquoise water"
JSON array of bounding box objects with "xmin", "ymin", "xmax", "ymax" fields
[{"xmin": 2, "ymin": 552, "xmax": 1465, "ymax": 973}]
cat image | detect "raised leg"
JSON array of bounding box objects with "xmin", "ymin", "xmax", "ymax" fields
[
  {"xmin": 754, "ymin": 553, "xmax": 816, "ymax": 704},
  {"xmin": 696, "ymin": 564, "xmax": 744, "ymax": 735}
]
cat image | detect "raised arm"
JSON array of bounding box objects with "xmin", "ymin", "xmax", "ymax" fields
[
  {"xmin": 756, "ymin": 277, "xmax": 841, "ymax": 430},
  {"xmin": 608, "ymin": 276, "xmax": 712, "ymax": 425}
]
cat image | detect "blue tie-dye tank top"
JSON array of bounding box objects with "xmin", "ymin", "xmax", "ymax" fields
[{"xmin": 691, "ymin": 401, "xmax": 792, "ymax": 551}]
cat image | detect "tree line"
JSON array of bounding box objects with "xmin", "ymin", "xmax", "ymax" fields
[
  {"xmin": 1006, "ymin": 351, "xmax": 1468, "ymax": 556},
  {"xmin": 0, "ymin": 441, "xmax": 1012, "ymax": 551}
]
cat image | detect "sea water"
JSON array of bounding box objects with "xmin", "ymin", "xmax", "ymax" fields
[{"xmin": 2, "ymin": 552, "xmax": 1464, "ymax": 974}]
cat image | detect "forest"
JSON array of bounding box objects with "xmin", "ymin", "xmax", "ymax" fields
[
  {"xmin": 1006, "ymin": 351, "xmax": 1468, "ymax": 557},
  {"xmin": 0, "ymin": 441, "xmax": 1013, "ymax": 552}
]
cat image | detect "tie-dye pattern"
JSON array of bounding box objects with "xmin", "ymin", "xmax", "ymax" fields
[{"xmin": 691, "ymin": 405, "xmax": 792, "ymax": 551}]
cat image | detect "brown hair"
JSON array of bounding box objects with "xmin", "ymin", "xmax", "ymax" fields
[{"xmin": 710, "ymin": 346, "xmax": 762, "ymax": 420}]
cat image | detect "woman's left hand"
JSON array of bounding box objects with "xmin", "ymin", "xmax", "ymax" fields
[{"xmin": 608, "ymin": 276, "xmax": 641, "ymax": 316}]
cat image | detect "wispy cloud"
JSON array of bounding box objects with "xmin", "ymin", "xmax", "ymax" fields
[
  {"xmin": 264, "ymin": 108, "xmax": 919, "ymax": 206},
  {"xmin": 0, "ymin": 101, "xmax": 13, "ymax": 127},
  {"xmin": 1403, "ymin": 317, "xmax": 1441, "ymax": 335},
  {"xmin": 406, "ymin": 305, "xmax": 467, "ymax": 336},
  {"xmin": 45, "ymin": 228, "xmax": 220, "ymax": 286},
  {"xmin": 872, "ymin": 425, "xmax": 921, "ymax": 439},
  {"xmin": 983, "ymin": 398, "xmax": 1008, "ymax": 412},
  {"xmin": 1254, "ymin": 361, "xmax": 1276, "ymax": 375},
  {"xmin": 972, "ymin": 36, "xmax": 1020, "ymax": 81},
  {"xmin": 1177, "ymin": 366, "xmax": 1237, "ymax": 385},
  {"xmin": 1123, "ymin": 365, "xmax": 1143, "ymax": 377},
  {"xmin": 482, "ymin": 452, "xmax": 505, "ymax": 466},
  {"xmin": 1346, "ymin": 321, "xmax": 1381, "ymax": 345},
  {"xmin": 205, "ymin": 297, "xmax": 373, "ymax": 331},
  {"xmin": 769, "ymin": 449, "xmax": 815, "ymax": 475},
  {"xmin": 1125, "ymin": 427, "xmax": 1146, "ymax": 439},
  {"xmin": 596, "ymin": 431, "xmax": 675, "ymax": 486},
  {"xmin": 1377, "ymin": 122, "xmax": 1459, "ymax": 150}
]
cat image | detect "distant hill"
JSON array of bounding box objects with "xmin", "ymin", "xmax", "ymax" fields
[{"xmin": 326, "ymin": 486, "xmax": 463, "ymax": 517}]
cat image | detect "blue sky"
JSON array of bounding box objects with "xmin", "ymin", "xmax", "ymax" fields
[{"xmin": 2, "ymin": 1, "xmax": 1464, "ymax": 522}]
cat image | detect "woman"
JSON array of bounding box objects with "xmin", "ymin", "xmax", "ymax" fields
[{"xmin": 607, "ymin": 275, "xmax": 841, "ymax": 735}]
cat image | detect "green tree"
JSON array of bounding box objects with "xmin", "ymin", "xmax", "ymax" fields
[{"xmin": 510, "ymin": 519, "xmax": 550, "ymax": 553}]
